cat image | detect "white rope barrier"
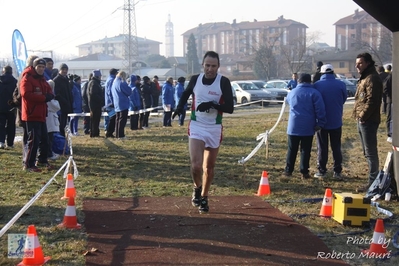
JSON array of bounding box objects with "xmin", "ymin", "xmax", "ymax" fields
[
  {"xmin": 0, "ymin": 158, "xmax": 71, "ymax": 238},
  {"xmin": 238, "ymin": 99, "xmax": 287, "ymax": 164}
]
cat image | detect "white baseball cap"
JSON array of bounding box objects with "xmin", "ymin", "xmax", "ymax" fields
[{"xmin": 321, "ymin": 64, "xmax": 334, "ymax": 73}]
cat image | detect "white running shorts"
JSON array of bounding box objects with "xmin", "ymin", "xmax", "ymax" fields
[{"xmin": 188, "ymin": 121, "xmax": 223, "ymax": 148}]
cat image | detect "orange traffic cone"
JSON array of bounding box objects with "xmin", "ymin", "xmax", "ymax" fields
[
  {"xmin": 58, "ymin": 196, "xmax": 81, "ymax": 229},
  {"xmin": 362, "ymin": 219, "xmax": 389, "ymax": 256},
  {"xmin": 255, "ymin": 171, "xmax": 271, "ymax": 196},
  {"xmin": 319, "ymin": 188, "xmax": 332, "ymax": 218},
  {"xmin": 17, "ymin": 225, "xmax": 51, "ymax": 266},
  {"xmin": 61, "ymin": 173, "xmax": 76, "ymax": 200}
]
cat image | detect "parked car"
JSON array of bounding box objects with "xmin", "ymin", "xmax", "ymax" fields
[
  {"xmin": 346, "ymin": 78, "xmax": 358, "ymax": 85},
  {"xmin": 339, "ymin": 78, "xmax": 357, "ymax": 97},
  {"xmin": 231, "ymin": 81, "xmax": 275, "ymax": 106},
  {"xmin": 265, "ymin": 79, "xmax": 289, "ymax": 90},
  {"xmin": 249, "ymin": 80, "xmax": 288, "ymax": 102}
]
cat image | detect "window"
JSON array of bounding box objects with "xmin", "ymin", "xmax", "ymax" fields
[
  {"xmin": 339, "ymin": 62, "xmax": 345, "ymax": 68},
  {"xmin": 351, "ymin": 34, "xmax": 356, "ymax": 39}
]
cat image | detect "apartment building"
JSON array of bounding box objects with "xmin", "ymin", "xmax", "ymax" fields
[
  {"xmin": 334, "ymin": 9, "xmax": 390, "ymax": 51},
  {"xmin": 76, "ymin": 34, "xmax": 161, "ymax": 60},
  {"xmin": 182, "ymin": 16, "xmax": 308, "ymax": 59}
]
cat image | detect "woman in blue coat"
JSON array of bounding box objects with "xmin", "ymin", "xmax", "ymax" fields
[
  {"xmin": 70, "ymin": 75, "xmax": 82, "ymax": 135},
  {"xmin": 111, "ymin": 71, "xmax": 132, "ymax": 139},
  {"xmin": 129, "ymin": 75, "xmax": 142, "ymax": 130},
  {"xmin": 162, "ymin": 76, "xmax": 175, "ymax": 127}
]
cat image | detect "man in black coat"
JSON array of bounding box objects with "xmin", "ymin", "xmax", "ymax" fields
[
  {"xmin": 53, "ymin": 63, "xmax": 73, "ymax": 136},
  {"xmin": 0, "ymin": 65, "xmax": 18, "ymax": 148},
  {"xmin": 88, "ymin": 70, "xmax": 104, "ymax": 137}
]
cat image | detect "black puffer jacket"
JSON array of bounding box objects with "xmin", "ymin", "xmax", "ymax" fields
[{"xmin": 0, "ymin": 73, "xmax": 17, "ymax": 112}]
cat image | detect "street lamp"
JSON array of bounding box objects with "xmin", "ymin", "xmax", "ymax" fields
[{"xmin": 136, "ymin": 62, "xmax": 141, "ymax": 75}]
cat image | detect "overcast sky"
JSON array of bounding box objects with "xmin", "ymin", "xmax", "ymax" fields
[{"xmin": 1, "ymin": 0, "xmax": 362, "ymax": 59}]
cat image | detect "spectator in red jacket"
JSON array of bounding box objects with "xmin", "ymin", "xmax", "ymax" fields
[{"xmin": 20, "ymin": 58, "xmax": 54, "ymax": 172}]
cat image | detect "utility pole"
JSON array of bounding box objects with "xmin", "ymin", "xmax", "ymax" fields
[{"xmin": 122, "ymin": 0, "xmax": 139, "ymax": 75}]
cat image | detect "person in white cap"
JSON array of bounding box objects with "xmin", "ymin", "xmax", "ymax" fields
[{"xmin": 313, "ymin": 64, "xmax": 347, "ymax": 180}]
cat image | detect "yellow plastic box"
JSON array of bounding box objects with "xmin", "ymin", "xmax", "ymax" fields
[{"xmin": 332, "ymin": 192, "xmax": 371, "ymax": 227}]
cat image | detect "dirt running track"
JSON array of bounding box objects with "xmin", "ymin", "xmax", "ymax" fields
[{"xmin": 83, "ymin": 196, "xmax": 348, "ymax": 265}]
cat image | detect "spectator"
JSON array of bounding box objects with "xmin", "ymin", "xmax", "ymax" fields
[
  {"xmin": 352, "ymin": 52, "xmax": 383, "ymax": 192},
  {"xmin": 174, "ymin": 76, "xmax": 187, "ymax": 126},
  {"xmin": 313, "ymin": 64, "xmax": 347, "ymax": 180},
  {"xmin": 383, "ymin": 69, "xmax": 393, "ymax": 142},
  {"xmin": 377, "ymin": 66, "xmax": 389, "ymax": 114},
  {"xmin": 151, "ymin": 75, "xmax": 161, "ymax": 112},
  {"xmin": 46, "ymin": 80, "xmax": 61, "ymax": 160},
  {"xmin": 70, "ymin": 74, "xmax": 82, "ymax": 136},
  {"xmin": 81, "ymin": 73, "xmax": 93, "ymax": 135},
  {"xmin": 140, "ymin": 76, "xmax": 153, "ymax": 128},
  {"xmin": 53, "ymin": 63, "xmax": 73, "ymax": 137},
  {"xmin": 283, "ymin": 73, "xmax": 326, "ymax": 179},
  {"xmin": 162, "ymin": 76, "xmax": 175, "ymax": 127},
  {"xmin": 88, "ymin": 70, "xmax": 104, "ymax": 138},
  {"xmin": 286, "ymin": 73, "xmax": 298, "ymax": 90},
  {"xmin": 312, "ymin": 61, "xmax": 324, "ymax": 83},
  {"xmin": 129, "ymin": 75, "xmax": 142, "ymax": 130},
  {"xmin": 104, "ymin": 68, "xmax": 118, "ymax": 138},
  {"xmin": 43, "ymin": 57, "xmax": 54, "ymax": 81},
  {"xmin": 172, "ymin": 51, "xmax": 234, "ymax": 213},
  {"xmin": 111, "ymin": 71, "xmax": 131, "ymax": 139},
  {"xmin": 20, "ymin": 58, "xmax": 54, "ymax": 172},
  {"xmin": 0, "ymin": 65, "xmax": 18, "ymax": 149}
]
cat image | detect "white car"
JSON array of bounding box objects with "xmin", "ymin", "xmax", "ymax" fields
[{"xmin": 231, "ymin": 81, "xmax": 275, "ymax": 106}]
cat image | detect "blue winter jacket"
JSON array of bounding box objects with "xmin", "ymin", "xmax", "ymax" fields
[
  {"xmin": 72, "ymin": 82, "xmax": 83, "ymax": 113},
  {"xmin": 162, "ymin": 81, "xmax": 175, "ymax": 108},
  {"xmin": 111, "ymin": 77, "xmax": 132, "ymax": 112},
  {"xmin": 105, "ymin": 74, "xmax": 116, "ymax": 107},
  {"xmin": 314, "ymin": 74, "xmax": 347, "ymax": 130},
  {"xmin": 174, "ymin": 81, "xmax": 187, "ymax": 110},
  {"xmin": 129, "ymin": 82, "xmax": 143, "ymax": 111},
  {"xmin": 287, "ymin": 79, "xmax": 297, "ymax": 90},
  {"xmin": 286, "ymin": 83, "xmax": 326, "ymax": 136}
]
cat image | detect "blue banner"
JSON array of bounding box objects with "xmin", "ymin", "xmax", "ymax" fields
[{"xmin": 12, "ymin": 29, "xmax": 28, "ymax": 77}]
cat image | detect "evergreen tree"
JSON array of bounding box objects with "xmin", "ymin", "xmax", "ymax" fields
[{"xmin": 186, "ymin": 33, "xmax": 201, "ymax": 74}]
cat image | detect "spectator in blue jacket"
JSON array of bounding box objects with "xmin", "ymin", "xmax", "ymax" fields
[
  {"xmin": 111, "ymin": 71, "xmax": 132, "ymax": 139},
  {"xmin": 104, "ymin": 68, "xmax": 118, "ymax": 138},
  {"xmin": 284, "ymin": 73, "xmax": 326, "ymax": 179},
  {"xmin": 313, "ymin": 64, "xmax": 347, "ymax": 180},
  {"xmin": 287, "ymin": 73, "xmax": 298, "ymax": 90},
  {"xmin": 174, "ymin": 76, "xmax": 187, "ymax": 126},
  {"xmin": 70, "ymin": 75, "xmax": 82, "ymax": 136},
  {"xmin": 129, "ymin": 75, "xmax": 142, "ymax": 130},
  {"xmin": 162, "ymin": 76, "xmax": 175, "ymax": 127}
]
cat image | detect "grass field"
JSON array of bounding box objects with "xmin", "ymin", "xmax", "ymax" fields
[{"xmin": 0, "ymin": 103, "xmax": 398, "ymax": 266}]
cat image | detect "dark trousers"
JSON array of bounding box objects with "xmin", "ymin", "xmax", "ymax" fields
[
  {"xmin": 357, "ymin": 120, "xmax": 379, "ymax": 184},
  {"xmin": 316, "ymin": 127, "xmax": 343, "ymax": 174},
  {"xmin": 178, "ymin": 111, "xmax": 186, "ymax": 126},
  {"xmin": 386, "ymin": 102, "xmax": 392, "ymax": 137},
  {"xmin": 285, "ymin": 135, "xmax": 313, "ymax": 175},
  {"xmin": 0, "ymin": 111, "xmax": 16, "ymax": 146},
  {"xmin": 143, "ymin": 109, "xmax": 150, "ymax": 127},
  {"xmin": 59, "ymin": 111, "xmax": 69, "ymax": 137},
  {"xmin": 130, "ymin": 114, "xmax": 139, "ymax": 130},
  {"xmin": 48, "ymin": 132, "xmax": 54, "ymax": 157},
  {"xmin": 163, "ymin": 110, "xmax": 173, "ymax": 126},
  {"xmin": 106, "ymin": 115, "xmax": 116, "ymax": 137},
  {"xmin": 24, "ymin": 121, "xmax": 49, "ymax": 167},
  {"xmin": 115, "ymin": 109, "xmax": 128, "ymax": 138},
  {"xmin": 90, "ymin": 108, "xmax": 102, "ymax": 137},
  {"xmin": 83, "ymin": 106, "xmax": 91, "ymax": 134}
]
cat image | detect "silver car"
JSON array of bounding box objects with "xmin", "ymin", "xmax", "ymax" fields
[
  {"xmin": 249, "ymin": 80, "xmax": 288, "ymax": 102},
  {"xmin": 231, "ymin": 81, "xmax": 275, "ymax": 106}
]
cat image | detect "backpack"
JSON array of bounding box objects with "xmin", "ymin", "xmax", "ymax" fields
[{"xmin": 366, "ymin": 152, "xmax": 397, "ymax": 200}]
